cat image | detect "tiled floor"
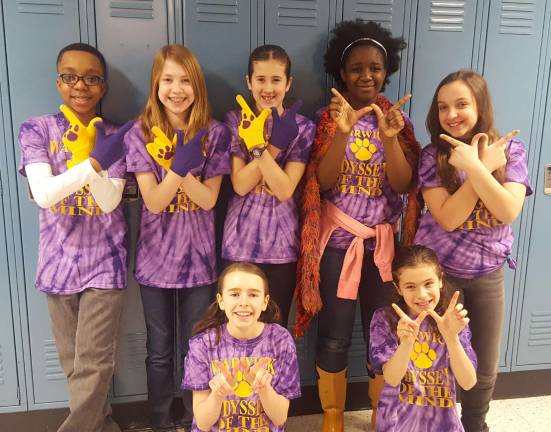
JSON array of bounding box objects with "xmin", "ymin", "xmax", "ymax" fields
[{"xmin": 285, "ymin": 395, "xmax": 551, "ymax": 431}]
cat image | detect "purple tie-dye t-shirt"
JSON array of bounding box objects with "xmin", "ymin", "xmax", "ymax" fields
[
  {"xmin": 320, "ymin": 109, "xmax": 412, "ymax": 250},
  {"xmin": 18, "ymin": 113, "xmax": 127, "ymax": 294},
  {"xmin": 125, "ymin": 120, "xmax": 230, "ymax": 288},
  {"xmin": 183, "ymin": 323, "xmax": 301, "ymax": 432},
  {"xmin": 414, "ymin": 141, "xmax": 532, "ymax": 278},
  {"xmin": 370, "ymin": 307, "xmax": 477, "ymax": 432},
  {"xmin": 222, "ymin": 110, "xmax": 315, "ymax": 263}
]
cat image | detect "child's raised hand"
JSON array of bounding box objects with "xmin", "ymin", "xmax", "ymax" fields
[
  {"xmin": 427, "ymin": 291, "xmax": 469, "ymax": 342},
  {"xmin": 479, "ymin": 129, "xmax": 518, "ymax": 173},
  {"xmin": 146, "ymin": 126, "xmax": 176, "ymax": 171},
  {"xmin": 170, "ymin": 128, "xmax": 207, "ymax": 177},
  {"xmin": 441, "ymin": 132, "xmax": 486, "ymax": 172},
  {"xmin": 392, "ymin": 303, "xmax": 427, "ymax": 346},
  {"xmin": 269, "ymin": 99, "xmax": 302, "ymax": 151},
  {"xmin": 240, "ymin": 357, "xmax": 272, "ymax": 394},
  {"xmin": 60, "ymin": 104, "xmax": 102, "ymax": 168},
  {"xmin": 371, "ymin": 94, "xmax": 411, "ymax": 141},
  {"xmin": 209, "ymin": 360, "xmax": 238, "ymax": 399},
  {"xmin": 236, "ymin": 94, "xmax": 271, "ymax": 151},
  {"xmin": 90, "ymin": 120, "xmax": 134, "ymax": 171},
  {"xmin": 329, "ymin": 88, "xmax": 372, "ymax": 133}
]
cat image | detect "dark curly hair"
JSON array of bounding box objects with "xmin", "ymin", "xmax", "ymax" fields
[{"xmin": 324, "ymin": 20, "xmax": 406, "ymax": 91}]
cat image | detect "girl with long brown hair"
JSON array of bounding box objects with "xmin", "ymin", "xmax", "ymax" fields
[
  {"xmin": 124, "ymin": 44, "xmax": 231, "ymax": 431},
  {"xmin": 414, "ymin": 70, "xmax": 532, "ymax": 431}
]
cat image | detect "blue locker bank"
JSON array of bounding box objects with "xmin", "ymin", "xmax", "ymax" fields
[{"xmin": 0, "ymin": 0, "xmax": 550, "ymax": 413}]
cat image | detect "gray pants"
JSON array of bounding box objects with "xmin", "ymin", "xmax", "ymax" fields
[
  {"xmin": 447, "ymin": 268, "xmax": 505, "ymax": 432},
  {"xmin": 47, "ymin": 288, "xmax": 125, "ymax": 432}
]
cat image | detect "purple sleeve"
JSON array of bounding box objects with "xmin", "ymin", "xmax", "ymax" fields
[
  {"xmin": 182, "ymin": 335, "xmax": 211, "ymax": 391},
  {"xmin": 224, "ymin": 111, "xmax": 248, "ymax": 161},
  {"xmin": 124, "ymin": 123, "xmax": 157, "ymax": 174},
  {"xmin": 505, "ymin": 139, "xmax": 532, "ymax": 196},
  {"xmin": 285, "ymin": 116, "xmax": 315, "ymax": 163},
  {"xmin": 369, "ymin": 308, "xmax": 399, "ymax": 374},
  {"xmin": 459, "ymin": 325, "xmax": 478, "ymax": 371},
  {"xmin": 271, "ymin": 331, "xmax": 301, "ymax": 400},
  {"xmin": 203, "ymin": 121, "xmax": 231, "ymax": 180},
  {"xmin": 18, "ymin": 118, "xmax": 50, "ymax": 176},
  {"xmin": 417, "ymin": 145, "xmax": 442, "ymax": 190}
]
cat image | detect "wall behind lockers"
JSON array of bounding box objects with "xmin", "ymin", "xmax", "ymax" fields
[{"xmin": 0, "ymin": 0, "xmax": 550, "ymax": 412}]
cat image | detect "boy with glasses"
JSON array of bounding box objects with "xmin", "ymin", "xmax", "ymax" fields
[{"xmin": 18, "ymin": 42, "xmax": 132, "ymax": 432}]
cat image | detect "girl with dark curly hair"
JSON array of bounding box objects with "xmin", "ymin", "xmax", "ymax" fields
[{"xmin": 294, "ymin": 20, "xmax": 422, "ymax": 431}]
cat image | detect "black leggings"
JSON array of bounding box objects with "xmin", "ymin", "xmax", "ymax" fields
[
  {"xmin": 223, "ymin": 260, "xmax": 297, "ymax": 328},
  {"xmin": 316, "ymin": 246, "xmax": 394, "ymax": 373},
  {"xmin": 447, "ymin": 268, "xmax": 505, "ymax": 432}
]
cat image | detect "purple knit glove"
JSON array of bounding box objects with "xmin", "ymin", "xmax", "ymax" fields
[
  {"xmin": 90, "ymin": 120, "xmax": 134, "ymax": 170},
  {"xmin": 170, "ymin": 128, "xmax": 207, "ymax": 177},
  {"xmin": 269, "ymin": 100, "xmax": 302, "ymax": 151}
]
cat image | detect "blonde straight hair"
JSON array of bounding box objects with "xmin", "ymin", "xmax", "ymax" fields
[{"xmin": 140, "ymin": 44, "xmax": 210, "ymax": 143}]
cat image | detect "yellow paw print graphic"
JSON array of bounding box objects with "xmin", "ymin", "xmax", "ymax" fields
[
  {"xmin": 350, "ymin": 137, "xmax": 377, "ymax": 161},
  {"xmin": 233, "ymin": 369, "xmax": 253, "ymax": 398},
  {"xmin": 410, "ymin": 341, "xmax": 437, "ymax": 369}
]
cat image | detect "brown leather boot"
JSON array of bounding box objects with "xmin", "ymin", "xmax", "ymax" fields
[
  {"xmin": 368, "ymin": 374, "xmax": 385, "ymax": 431},
  {"xmin": 316, "ymin": 366, "xmax": 347, "ymax": 432}
]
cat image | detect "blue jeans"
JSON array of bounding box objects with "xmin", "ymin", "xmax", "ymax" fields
[{"xmin": 140, "ymin": 284, "xmax": 215, "ymax": 428}]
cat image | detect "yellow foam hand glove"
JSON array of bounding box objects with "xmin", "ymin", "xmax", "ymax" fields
[
  {"xmin": 146, "ymin": 126, "xmax": 176, "ymax": 171},
  {"xmin": 236, "ymin": 94, "xmax": 271, "ymax": 151},
  {"xmin": 60, "ymin": 104, "xmax": 102, "ymax": 169}
]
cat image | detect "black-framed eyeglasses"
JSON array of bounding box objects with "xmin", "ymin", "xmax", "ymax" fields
[{"xmin": 58, "ymin": 73, "xmax": 104, "ymax": 87}]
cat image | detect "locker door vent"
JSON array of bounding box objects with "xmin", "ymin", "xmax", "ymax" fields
[
  {"xmin": 277, "ymin": 0, "xmax": 319, "ymax": 27},
  {"xmin": 527, "ymin": 311, "xmax": 551, "ymax": 347},
  {"xmin": 16, "ymin": 0, "xmax": 64, "ymax": 15},
  {"xmin": 121, "ymin": 333, "xmax": 147, "ymax": 370},
  {"xmin": 0, "ymin": 344, "xmax": 4, "ymax": 385},
  {"xmin": 429, "ymin": 1, "xmax": 465, "ymax": 32},
  {"xmin": 44, "ymin": 340, "xmax": 65, "ymax": 381},
  {"xmin": 196, "ymin": 0, "xmax": 239, "ymax": 23},
  {"xmin": 351, "ymin": 0, "xmax": 393, "ymax": 30},
  {"xmin": 109, "ymin": 0, "xmax": 154, "ymax": 19},
  {"xmin": 499, "ymin": 0, "xmax": 535, "ymax": 35}
]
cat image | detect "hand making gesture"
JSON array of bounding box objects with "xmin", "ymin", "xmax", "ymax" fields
[
  {"xmin": 269, "ymin": 99, "xmax": 302, "ymax": 151},
  {"xmin": 426, "ymin": 291, "xmax": 469, "ymax": 342},
  {"xmin": 236, "ymin": 94, "xmax": 271, "ymax": 151},
  {"xmin": 371, "ymin": 94, "xmax": 411, "ymax": 141},
  {"xmin": 441, "ymin": 129, "xmax": 518, "ymax": 174},
  {"xmin": 328, "ymin": 87, "xmax": 372, "ymax": 133},
  {"xmin": 209, "ymin": 360, "xmax": 238, "ymax": 399},
  {"xmin": 60, "ymin": 104, "xmax": 102, "ymax": 168},
  {"xmin": 240, "ymin": 357, "xmax": 272, "ymax": 394},
  {"xmin": 391, "ymin": 303, "xmax": 428, "ymax": 346},
  {"xmin": 478, "ymin": 130, "xmax": 518, "ymax": 173}
]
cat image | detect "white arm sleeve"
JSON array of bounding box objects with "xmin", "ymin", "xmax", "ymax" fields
[
  {"xmin": 25, "ymin": 160, "xmax": 101, "ymax": 209},
  {"xmin": 25, "ymin": 161, "xmax": 125, "ymax": 213},
  {"xmin": 88, "ymin": 172, "xmax": 126, "ymax": 213}
]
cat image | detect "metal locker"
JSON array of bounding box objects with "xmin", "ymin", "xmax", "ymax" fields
[
  {"xmin": 0, "ymin": 76, "xmax": 21, "ymax": 410},
  {"xmin": 3, "ymin": 0, "xmax": 82, "ymax": 407},
  {"xmin": 94, "ymin": 0, "xmax": 171, "ymax": 400},
  {"xmin": 183, "ymin": 0, "xmax": 255, "ymax": 119},
  {"xmin": 482, "ymin": 0, "xmax": 548, "ymax": 370},
  {"xmin": 264, "ymin": 0, "xmax": 332, "ymax": 118},
  {"xmin": 409, "ymin": 0, "xmax": 480, "ymax": 145}
]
